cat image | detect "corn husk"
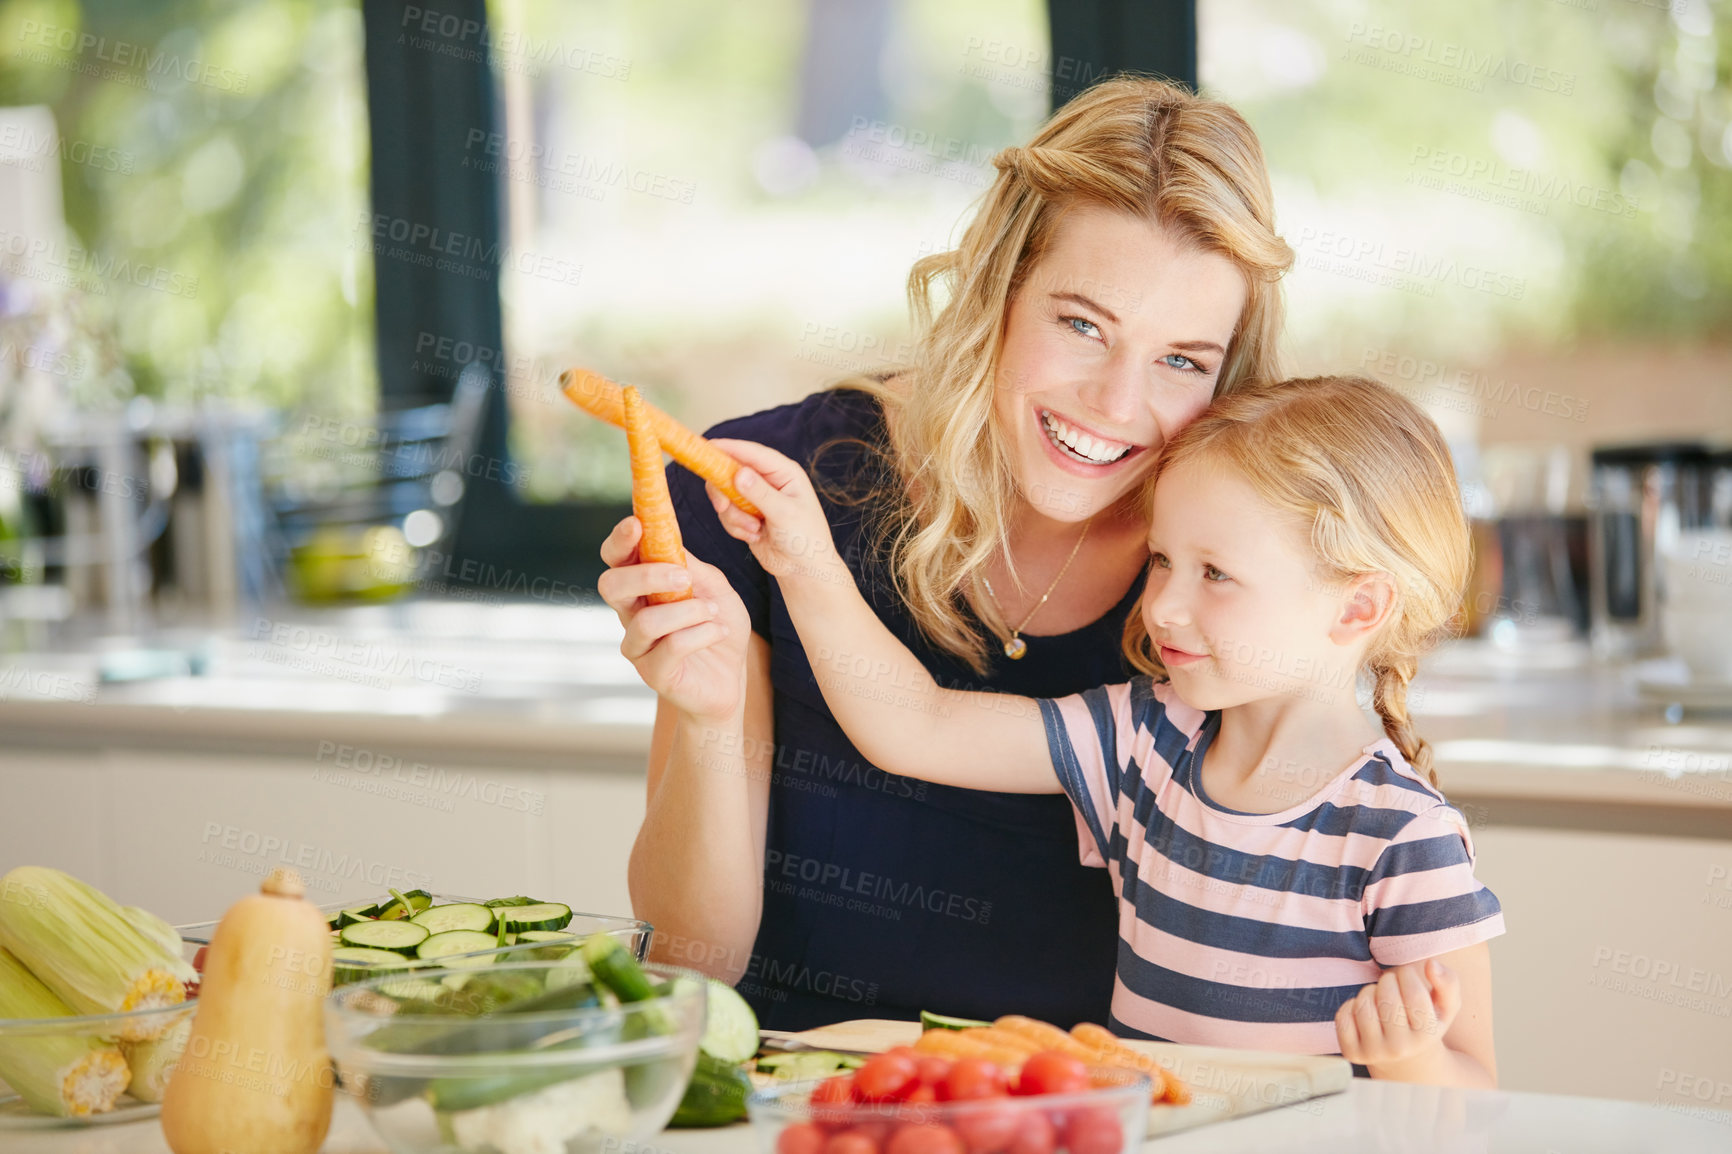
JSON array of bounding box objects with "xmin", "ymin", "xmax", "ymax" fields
[
  {"xmin": 0, "ymin": 948, "xmax": 131, "ymax": 1117},
  {"xmin": 119, "ymin": 1015, "xmax": 191, "ymax": 1103},
  {"xmin": 119, "ymin": 904, "xmax": 200, "ymax": 985},
  {"xmin": 0, "ymin": 867, "xmax": 184, "ymax": 1041}
]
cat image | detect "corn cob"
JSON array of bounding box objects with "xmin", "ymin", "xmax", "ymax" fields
[
  {"xmin": 120, "ymin": 1015, "xmax": 192, "ymax": 1103},
  {"xmin": 0, "ymin": 867, "xmax": 184, "ymax": 1041},
  {"xmin": 119, "ymin": 903, "xmax": 200, "ymax": 985},
  {"xmin": 0, "ymin": 948, "xmax": 131, "ymax": 1116}
]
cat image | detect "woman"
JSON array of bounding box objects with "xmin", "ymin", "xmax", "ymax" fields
[{"xmin": 597, "ymin": 76, "xmax": 1293, "ymax": 1030}]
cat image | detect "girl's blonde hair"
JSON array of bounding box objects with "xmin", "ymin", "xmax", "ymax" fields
[
  {"xmin": 1124, "ymin": 375, "xmax": 1471, "ymax": 784},
  {"xmin": 832, "ymin": 76, "xmax": 1293, "ymax": 676}
]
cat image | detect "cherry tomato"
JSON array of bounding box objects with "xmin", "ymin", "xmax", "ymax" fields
[
  {"xmin": 1014, "ymin": 1052, "xmax": 1090, "ymax": 1097},
  {"xmin": 848, "ymin": 1120, "xmax": 894, "ymax": 1145},
  {"xmin": 813, "ymin": 1075, "xmax": 859, "ymax": 1106},
  {"xmin": 939, "ymin": 1058, "xmax": 1005, "ymax": 1102},
  {"xmin": 886, "ymin": 1123, "xmax": 966, "ymax": 1154},
  {"xmin": 856, "ymin": 1053, "xmax": 921, "ymax": 1102},
  {"xmin": 916, "ymin": 1056, "xmax": 954, "ymax": 1089},
  {"xmin": 780, "ymin": 1123, "xmax": 828, "ymax": 1154},
  {"xmin": 812, "ymin": 1074, "xmax": 860, "ymax": 1129},
  {"xmin": 1064, "ymin": 1112, "xmax": 1124, "ymax": 1154},
  {"xmin": 952, "ymin": 1103, "xmax": 1021, "ymax": 1154},
  {"xmin": 906, "ymin": 1084, "xmax": 938, "ymax": 1104},
  {"xmin": 1004, "ymin": 1111, "xmax": 1056, "ymax": 1154},
  {"xmin": 826, "ymin": 1130, "xmax": 881, "ymax": 1154}
]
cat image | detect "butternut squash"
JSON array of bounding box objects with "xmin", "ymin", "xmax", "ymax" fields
[{"xmin": 160, "ymin": 869, "xmax": 333, "ymax": 1154}]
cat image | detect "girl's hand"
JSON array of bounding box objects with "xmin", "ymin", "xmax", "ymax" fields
[
  {"xmin": 705, "ymin": 439, "xmax": 850, "ymax": 587},
  {"xmin": 597, "ymin": 515, "xmax": 752, "ymax": 722},
  {"xmin": 1335, "ymin": 958, "xmax": 1461, "ymax": 1074}
]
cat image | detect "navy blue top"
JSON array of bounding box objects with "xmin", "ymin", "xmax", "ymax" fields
[{"xmin": 666, "ymin": 387, "xmax": 1143, "ymax": 1030}]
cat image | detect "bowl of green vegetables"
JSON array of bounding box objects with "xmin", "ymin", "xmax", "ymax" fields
[
  {"xmin": 180, "ymin": 889, "xmax": 653, "ymax": 988},
  {"xmin": 326, "ymin": 936, "xmax": 706, "ymax": 1154}
]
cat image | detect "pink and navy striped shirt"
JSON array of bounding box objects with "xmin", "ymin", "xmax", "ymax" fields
[{"xmin": 1039, "ymin": 676, "xmax": 1505, "ymax": 1055}]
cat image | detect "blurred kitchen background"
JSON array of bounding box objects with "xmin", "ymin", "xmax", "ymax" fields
[{"xmin": 1, "ymin": 0, "xmax": 1730, "ymax": 1112}]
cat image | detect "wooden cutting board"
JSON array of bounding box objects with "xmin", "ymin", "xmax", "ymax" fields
[{"xmin": 776, "ymin": 1019, "xmax": 1352, "ymax": 1139}]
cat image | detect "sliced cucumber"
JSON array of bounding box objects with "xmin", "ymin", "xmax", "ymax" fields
[
  {"xmin": 516, "ymin": 931, "xmax": 575, "ymax": 943},
  {"xmin": 698, "ymin": 979, "xmax": 759, "ymax": 1063},
  {"xmin": 756, "ymin": 1051, "xmax": 865, "ymax": 1080},
  {"xmin": 411, "ymin": 903, "xmax": 494, "ymax": 934},
  {"xmin": 340, "ymin": 919, "xmax": 430, "ymax": 954},
  {"xmin": 417, "ymin": 930, "xmax": 501, "ymax": 967},
  {"xmin": 920, "ymin": 1010, "xmax": 991, "ymax": 1031},
  {"xmin": 377, "ymin": 976, "xmax": 444, "ymax": 1001},
  {"xmin": 482, "ymin": 895, "xmax": 542, "ymax": 908},
  {"xmin": 377, "ymin": 889, "xmax": 433, "ymax": 920},
  {"xmin": 583, "ymin": 933, "xmax": 655, "ymax": 1002},
  {"xmin": 338, "ymin": 904, "xmax": 380, "ymax": 927},
  {"xmin": 669, "ymin": 1051, "xmax": 753, "ymax": 1127},
  {"xmin": 332, "ymin": 946, "xmax": 420, "ymax": 984},
  {"xmin": 495, "ymin": 903, "xmax": 572, "ymax": 933}
]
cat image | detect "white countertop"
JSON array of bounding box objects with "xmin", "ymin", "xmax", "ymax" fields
[
  {"xmin": 18, "ymin": 1082, "xmax": 1732, "ymax": 1154},
  {"xmin": 2, "ymin": 601, "xmax": 1730, "ymax": 812}
]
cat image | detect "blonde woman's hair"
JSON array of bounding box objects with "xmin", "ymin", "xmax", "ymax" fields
[
  {"xmin": 1123, "ymin": 375, "xmax": 1471, "ymax": 784},
  {"xmin": 828, "ymin": 76, "xmax": 1294, "ymax": 677}
]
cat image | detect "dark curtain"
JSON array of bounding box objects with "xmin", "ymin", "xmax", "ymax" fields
[
  {"xmin": 1045, "ymin": 0, "xmax": 1198, "ymax": 107},
  {"xmin": 360, "ymin": 0, "xmax": 627, "ymax": 591}
]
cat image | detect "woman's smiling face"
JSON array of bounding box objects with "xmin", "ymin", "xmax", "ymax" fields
[{"xmin": 993, "ymin": 203, "xmax": 1249, "ymax": 523}]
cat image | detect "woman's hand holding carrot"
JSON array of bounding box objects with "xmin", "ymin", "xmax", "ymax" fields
[
  {"xmin": 595, "ymin": 386, "xmax": 753, "ymax": 721},
  {"xmin": 623, "ymin": 386, "xmax": 694, "ymax": 605},
  {"xmin": 596, "ymin": 515, "xmax": 752, "ymax": 722}
]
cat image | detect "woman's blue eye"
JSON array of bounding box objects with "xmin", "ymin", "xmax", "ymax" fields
[
  {"xmin": 1065, "ymin": 316, "xmax": 1102, "ymax": 339},
  {"xmin": 1162, "ymin": 353, "xmax": 1201, "ymax": 372}
]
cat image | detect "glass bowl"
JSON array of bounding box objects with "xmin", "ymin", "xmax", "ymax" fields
[
  {"xmin": 177, "ymin": 894, "xmax": 653, "ymax": 987},
  {"xmin": 0, "ymin": 997, "xmax": 198, "ymax": 1129},
  {"xmin": 747, "ymin": 1067, "xmax": 1152, "ymax": 1154},
  {"xmin": 327, "ymin": 960, "xmax": 705, "ymax": 1154}
]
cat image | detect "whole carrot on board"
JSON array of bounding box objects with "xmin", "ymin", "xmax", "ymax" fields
[
  {"xmin": 622, "ymin": 386, "xmax": 695, "ymax": 606},
  {"xmin": 562, "ymin": 368, "xmax": 762, "ymax": 517},
  {"xmin": 1071, "ymin": 1021, "xmax": 1181, "ymax": 1103}
]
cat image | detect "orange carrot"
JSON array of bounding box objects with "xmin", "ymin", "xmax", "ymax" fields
[
  {"xmin": 563, "ymin": 368, "xmax": 762, "ymax": 517},
  {"xmin": 964, "ymin": 1027, "xmax": 1044, "ymax": 1057},
  {"xmin": 1070, "ymin": 1023, "xmax": 1175, "ymax": 1103},
  {"xmin": 622, "ymin": 386, "xmax": 693, "ymax": 605},
  {"xmin": 992, "ymin": 1016, "xmax": 1098, "ymax": 1060},
  {"xmin": 913, "ymin": 1028, "xmax": 1029, "ymax": 1069}
]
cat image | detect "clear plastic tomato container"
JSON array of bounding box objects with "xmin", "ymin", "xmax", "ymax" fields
[{"xmin": 746, "ymin": 1066, "xmax": 1151, "ymax": 1154}]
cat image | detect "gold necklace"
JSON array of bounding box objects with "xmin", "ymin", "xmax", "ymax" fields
[{"xmin": 979, "ymin": 519, "xmax": 1091, "ymax": 659}]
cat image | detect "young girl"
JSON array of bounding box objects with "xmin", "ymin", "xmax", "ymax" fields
[{"xmin": 664, "ymin": 374, "xmax": 1503, "ymax": 1086}]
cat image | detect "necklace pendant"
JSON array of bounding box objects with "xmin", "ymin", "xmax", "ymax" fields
[{"xmin": 1003, "ymin": 636, "xmax": 1028, "ymax": 660}]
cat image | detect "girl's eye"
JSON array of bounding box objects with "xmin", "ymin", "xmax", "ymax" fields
[
  {"xmin": 1162, "ymin": 353, "xmax": 1204, "ymax": 372},
  {"xmin": 1150, "ymin": 551, "xmax": 1170, "ymax": 570},
  {"xmin": 1064, "ymin": 316, "xmax": 1102, "ymax": 340},
  {"xmin": 1204, "ymin": 563, "xmax": 1231, "ymax": 583}
]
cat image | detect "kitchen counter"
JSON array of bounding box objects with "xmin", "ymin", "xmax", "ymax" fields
[
  {"xmin": 1, "ymin": 601, "xmax": 1730, "ymax": 819},
  {"xmin": 4, "ymin": 601, "xmax": 1731, "ymax": 1107},
  {"xmin": 18, "ymin": 1082, "xmax": 1732, "ymax": 1154}
]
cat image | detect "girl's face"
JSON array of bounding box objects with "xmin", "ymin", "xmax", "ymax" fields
[
  {"xmin": 1140, "ymin": 457, "xmax": 1383, "ymax": 712},
  {"xmin": 993, "ymin": 204, "xmax": 1247, "ymax": 524}
]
